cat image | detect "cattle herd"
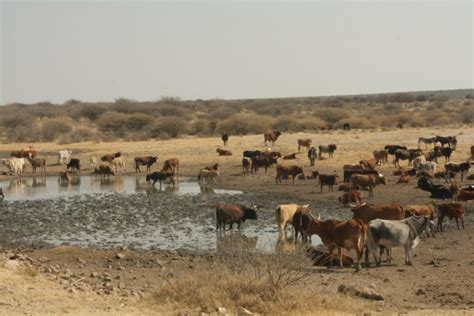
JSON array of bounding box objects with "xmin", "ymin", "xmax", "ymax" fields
[{"xmin": 1, "ymin": 131, "xmax": 474, "ymax": 271}]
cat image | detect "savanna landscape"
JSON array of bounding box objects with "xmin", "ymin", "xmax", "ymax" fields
[{"xmin": 0, "ymin": 90, "xmax": 473, "ymax": 315}]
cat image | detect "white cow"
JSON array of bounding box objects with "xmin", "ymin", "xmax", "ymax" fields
[
  {"xmin": 90, "ymin": 156, "xmax": 98, "ymax": 169},
  {"xmin": 2, "ymin": 158, "xmax": 26, "ymax": 176},
  {"xmin": 275, "ymin": 204, "xmax": 309, "ymax": 237},
  {"xmin": 109, "ymin": 156, "xmax": 126, "ymax": 173},
  {"xmin": 58, "ymin": 149, "xmax": 72, "ymax": 165}
]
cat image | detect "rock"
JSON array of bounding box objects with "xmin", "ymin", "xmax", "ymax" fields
[
  {"xmin": 116, "ymin": 253, "xmax": 125, "ymax": 259},
  {"xmin": 338, "ymin": 284, "xmax": 384, "ymax": 301},
  {"xmin": 91, "ymin": 272, "xmax": 99, "ymax": 277},
  {"xmin": 237, "ymin": 306, "xmax": 254, "ymax": 316},
  {"xmin": 217, "ymin": 307, "xmax": 227, "ymax": 314},
  {"xmin": 416, "ymin": 289, "xmax": 426, "ymax": 295}
]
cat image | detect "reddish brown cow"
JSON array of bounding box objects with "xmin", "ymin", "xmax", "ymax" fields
[
  {"xmin": 216, "ymin": 148, "xmax": 232, "ymax": 156},
  {"xmin": 351, "ymin": 203, "xmax": 405, "ymax": 224},
  {"xmin": 92, "ymin": 165, "xmax": 115, "ymax": 177},
  {"xmin": 350, "ymin": 174, "xmax": 386, "ymax": 197},
  {"xmin": 264, "ymin": 131, "xmax": 282, "ymax": 146},
  {"xmin": 215, "ymin": 204, "xmax": 257, "ymax": 231},
  {"xmin": 297, "ymin": 139, "xmax": 312, "ymax": 152},
  {"xmin": 11, "ymin": 149, "xmax": 37, "ymax": 159},
  {"xmin": 101, "ymin": 152, "xmax": 121, "ymax": 163},
  {"xmin": 252, "ymin": 156, "xmax": 277, "ymax": 174},
  {"xmin": 458, "ymin": 189, "xmax": 474, "ymax": 201},
  {"xmin": 339, "ymin": 190, "xmax": 363, "ymax": 207},
  {"xmin": 359, "ymin": 158, "xmax": 379, "ymax": 170},
  {"xmin": 134, "ymin": 156, "xmax": 158, "ymax": 172},
  {"xmin": 397, "ymin": 174, "xmax": 411, "ymax": 184},
  {"xmin": 373, "ymin": 150, "xmax": 388, "ymax": 165},
  {"xmin": 303, "ymin": 215, "xmax": 367, "ymax": 270},
  {"xmin": 275, "ymin": 165, "xmax": 304, "ymax": 184},
  {"xmin": 283, "ymin": 153, "xmax": 297, "ymax": 160},
  {"xmin": 404, "ymin": 204, "xmax": 435, "ymax": 220},
  {"xmin": 162, "ymin": 158, "xmax": 179, "ymax": 174},
  {"xmin": 436, "ymin": 203, "xmax": 464, "ymax": 231}
]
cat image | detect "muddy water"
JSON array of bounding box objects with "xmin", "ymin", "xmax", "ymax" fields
[{"xmin": 0, "ymin": 177, "xmax": 322, "ymax": 252}]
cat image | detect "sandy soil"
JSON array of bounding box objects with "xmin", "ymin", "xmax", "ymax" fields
[{"xmin": 0, "ymin": 126, "xmax": 473, "ymax": 315}]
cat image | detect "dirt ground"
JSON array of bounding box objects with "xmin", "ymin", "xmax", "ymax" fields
[{"xmin": 0, "ymin": 126, "xmax": 473, "ymax": 315}]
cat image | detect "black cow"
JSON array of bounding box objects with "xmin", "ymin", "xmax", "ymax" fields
[
  {"xmin": 243, "ymin": 150, "xmax": 262, "ymax": 159},
  {"xmin": 308, "ymin": 147, "xmax": 317, "ymax": 166},
  {"xmin": 385, "ymin": 145, "xmax": 407, "ymax": 156},
  {"xmin": 66, "ymin": 158, "xmax": 81, "ymax": 173},
  {"xmin": 221, "ymin": 133, "xmax": 229, "ymax": 146},
  {"xmin": 146, "ymin": 171, "xmax": 175, "ymax": 187},
  {"xmin": 342, "ymin": 123, "xmax": 351, "ymax": 131},
  {"xmin": 251, "ymin": 156, "xmax": 277, "ymax": 174}
]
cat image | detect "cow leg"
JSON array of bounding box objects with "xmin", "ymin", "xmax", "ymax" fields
[
  {"xmin": 327, "ymin": 246, "xmax": 335, "ymax": 269},
  {"xmin": 461, "ymin": 217, "xmax": 465, "ymax": 230},
  {"xmin": 405, "ymin": 246, "xmax": 412, "ymax": 265},
  {"xmin": 377, "ymin": 247, "xmax": 383, "ymax": 267},
  {"xmin": 455, "ymin": 218, "xmax": 460, "ymax": 230},
  {"xmin": 338, "ymin": 247, "xmax": 343, "ymax": 268}
]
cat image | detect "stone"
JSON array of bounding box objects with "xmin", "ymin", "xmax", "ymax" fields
[
  {"xmin": 116, "ymin": 253, "xmax": 125, "ymax": 259},
  {"xmin": 91, "ymin": 272, "xmax": 99, "ymax": 277},
  {"xmin": 217, "ymin": 307, "xmax": 227, "ymax": 314},
  {"xmin": 416, "ymin": 289, "xmax": 426, "ymax": 295}
]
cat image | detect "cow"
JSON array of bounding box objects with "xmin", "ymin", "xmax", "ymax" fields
[
  {"xmin": 359, "ymin": 158, "xmax": 379, "ymax": 170},
  {"xmin": 264, "ymin": 131, "xmax": 282, "ymax": 146},
  {"xmin": 109, "ymin": 156, "xmax": 126, "ymax": 173},
  {"xmin": 436, "ymin": 203, "xmax": 464, "ymax": 231},
  {"xmin": 350, "ymin": 174, "xmax": 386, "ymax": 197},
  {"xmin": 338, "ymin": 183, "xmax": 360, "ymax": 192},
  {"xmin": 384, "ymin": 145, "xmax": 407, "ymax": 156},
  {"xmin": 11, "ymin": 149, "xmax": 36, "ymax": 159},
  {"xmin": 90, "ymin": 156, "xmax": 98, "ymax": 169},
  {"xmin": 437, "ymin": 147, "xmax": 453, "ymax": 162},
  {"xmin": 424, "ymin": 149, "xmax": 443, "ymax": 162},
  {"xmin": 404, "ymin": 204, "xmax": 435, "ymax": 220},
  {"xmin": 66, "ymin": 158, "xmax": 80, "ymax": 173},
  {"xmin": 221, "ymin": 133, "xmax": 229, "ymax": 146},
  {"xmin": 418, "ymin": 137, "xmax": 437, "ymax": 148},
  {"xmin": 416, "ymin": 162, "xmax": 436, "ymax": 176},
  {"xmin": 58, "ymin": 171, "xmax": 71, "ymax": 184},
  {"xmin": 146, "ymin": 171, "xmax": 175, "ymax": 188},
  {"xmin": 251, "ymin": 156, "xmax": 277, "ymax": 174},
  {"xmin": 308, "ymin": 147, "xmax": 317, "ymax": 166},
  {"xmin": 366, "ymin": 216, "xmax": 431, "ymax": 266},
  {"xmin": 260, "ymin": 151, "xmax": 282, "ymax": 159},
  {"xmin": 92, "ymin": 165, "xmax": 115, "ymax": 177},
  {"xmin": 27, "ymin": 158, "xmax": 46, "ymax": 174},
  {"xmin": 0, "ymin": 188, "xmax": 3, "ymax": 199},
  {"xmin": 393, "ymin": 168, "xmax": 417, "ymax": 177},
  {"xmin": 275, "ymin": 165, "xmax": 304, "ymax": 184},
  {"xmin": 373, "ymin": 150, "xmax": 388, "ymax": 165},
  {"xmin": 435, "ymin": 135, "xmax": 457, "ymax": 149},
  {"xmin": 291, "ymin": 205, "xmax": 313, "ymax": 243},
  {"xmin": 342, "ymin": 123, "xmax": 351, "ymax": 131},
  {"xmin": 417, "ymin": 176, "xmax": 452, "ymax": 199},
  {"xmin": 397, "ymin": 174, "xmax": 411, "ymax": 184},
  {"xmin": 434, "ymin": 171, "xmax": 455, "ymax": 181},
  {"xmin": 243, "ymin": 150, "xmax": 262, "ymax": 159},
  {"xmin": 162, "ymin": 158, "xmax": 179, "ymax": 175},
  {"xmin": 351, "ymin": 202, "xmax": 405, "ymax": 224},
  {"xmin": 101, "ymin": 152, "xmax": 121, "ymax": 163},
  {"xmin": 242, "ymin": 158, "xmax": 251, "ymax": 174},
  {"xmin": 413, "ymin": 155, "xmax": 426, "ymax": 168},
  {"xmin": 445, "ymin": 162, "xmax": 470, "ymax": 182},
  {"xmin": 458, "ymin": 189, "xmax": 474, "ymax": 201},
  {"xmin": 470, "ymin": 145, "xmax": 474, "ymax": 161},
  {"xmin": 275, "ymin": 204, "xmax": 308, "ymax": 236},
  {"xmin": 216, "ymin": 148, "xmax": 232, "ymax": 156},
  {"xmin": 204, "ymin": 163, "xmax": 220, "ymax": 171},
  {"xmin": 2, "ymin": 158, "xmax": 26, "ymax": 176},
  {"xmin": 307, "ymin": 247, "xmax": 354, "ymax": 267},
  {"xmin": 394, "ymin": 149, "xmax": 422, "ymax": 168},
  {"xmin": 198, "ymin": 169, "xmax": 220, "ymax": 184},
  {"xmin": 312, "ymin": 171, "xmax": 338, "ymax": 192},
  {"xmin": 339, "ymin": 190, "xmax": 363, "ymax": 207},
  {"xmin": 58, "ymin": 149, "xmax": 72, "ymax": 165},
  {"xmin": 318, "ymin": 144, "xmax": 337, "ymax": 159},
  {"xmin": 283, "ymin": 153, "xmax": 297, "ymax": 160},
  {"xmin": 343, "ymin": 165, "xmax": 378, "ymax": 183},
  {"xmin": 298, "ymin": 139, "xmax": 312, "ymax": 152},
  {"xmin": 302, "ymin": 214, "xmax": 367, "ymax": 271},
  {"xmin": 134, "ymin": 156, "xmax": 158, "ymax": 173},
  {"xmin": 216, "ymin": 204, "xmax": 257, "ymax": 231}
]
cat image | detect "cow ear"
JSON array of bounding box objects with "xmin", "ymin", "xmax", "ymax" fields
[{"xmin": 303, "ymin": 204, "xmax": 309, "ymax": 208}]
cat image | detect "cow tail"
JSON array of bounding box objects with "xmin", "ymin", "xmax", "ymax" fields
[{"xmin": 275, "ymin": 206, "xmax": 282, "ymax": 230}]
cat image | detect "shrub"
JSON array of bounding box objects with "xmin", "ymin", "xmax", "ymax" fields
[
  {"xmin": 39, "ymin": 118, "xmax": 72, "ymax": 141},
  {"xmin": 124, "ymin": 113, "xmax": 154, "ymax": 131},
  {"xmin": 459, "ymin": 106, "xmax": 474, "ymax": 124},
  {"xmin": 78, "ymin": 104, "xmax": 106, "ymax": 120},
  {"xmin": 316, "ymin": 108, "xmax": 349, "ymax": 123},
  {"xmin": 217, "ymin": 114, "xmax": 273, "ymax": 135},
  {"xmin": 387, "ymin": 93, "xmax": 415, "ymax": 103},
  {"xmin": 151, "ymin": 116, "xmax": 187, "ymax": 138},
  {"xmin": 97, "ymin": 111, "xmax": 128, "ymax": 137}
]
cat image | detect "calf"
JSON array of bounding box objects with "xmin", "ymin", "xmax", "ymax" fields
[
  {"xmin": 66, "ymin": 158, "xmax": 80, "ymax": 173},
  {"xmin": 350, "ymin": 173, "xmax": 386, "ymax": 197},
  {"xmin": 303, "ymin": 215, "xmax": 367, "ymax": 271},
  {"xmin": 146, "ymin": 171, "xmax": 175, "ymax": 188},
  {"xmin": 445, "ymin": 162, "xmax": 470, "ymax": 182},
  {"xmin": 373, "ymin": 150, "xmax": 388, "ymax": 165},
  {"xmin": 242, "ymin": 157, "xmax": 251, "ymax": 174},
  {"xmin": 436, "ymin": 203, "xmax": 464, "ymax": 231},
  {"xmin": 283, "ymin": 153, "xmax": 297, "ymax": 160},
  {"xmin": 367, "ymin": 216, "xmax": 430, "ymax": 266},
  {"xmin": 162, "ymin": 158, "xmax": 179, "ymax": 174},
  {"xmin": 28, "ymin": 158, "xmax": 46, "ymax": 174},
  {"xmin": 134, "ymin": 156, "xmax": 158, "ymax": 172},
  {"xmin": 307, "ymin": 147, "xmax": 317, "ymax": 166},
  {"xmin": 297, "ymin": 139, "xmax": 312, "ymax": 152},
  {"xmin": 339, "ymin": 190, "xmax": 363, "ymax": 207},
  {"xmin": 92, "ymin": 165, "xmax": 115, "ymax": 177},
  {"xmin": 216, "ymin": 148, "xmax": 232, "ymax": 156},
  {"xmin": 313, "ymin": 171, "xmax": 338, "ymax": 192},
  {"xmin": 216, "ymin": 204, "xmax": 257, "ymax": 231},
  {"xmin": 318, "ymin": 144, "xmax": 337, "ymax": 159},
  {"xmin": 251, "ymin": 156, "xmax": 277, "ymax": 174},
  {"xmin": 198, "ymin": 169, "xmax": 219, "ymax": 184},
  {"xmin": 276, "ymin": 165, "xmax": 304, "ymax": 184}
]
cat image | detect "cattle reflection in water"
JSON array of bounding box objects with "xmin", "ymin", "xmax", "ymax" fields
[
  {"xmin": 199, "ymin": 185, "xmax": 215, "ymax": 194},
  {"xmin": 93, "ymin": 176, "xmax": 124, "ymax": 192},
  {"xmin": 216, "ymin": 232, "xmax": 258, "ymax": 253},
  {"xmin": 7, "ymin": 178, "xmax": 28, "ymax": 194},
  {"xmin": 31, "ymin": 177, "xmax": 46, "ymax": 187}
]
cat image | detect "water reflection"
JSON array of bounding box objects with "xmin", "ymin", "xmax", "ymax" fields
[{"xmin": 216, "ymin": 232, "xmax": 258, "ymax": 253}]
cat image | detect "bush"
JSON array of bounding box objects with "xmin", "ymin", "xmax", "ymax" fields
[
  {"xmin": 459, "ymin": 106, "xmax": 474, "ymax": 124},
  {"xmin": 151, "ymin": 116, "xmax": 187, "ymax": 138},
  {"xmin": 78, "ymin": 104, "xmax": 106, "ymax": 120},
  {"xmin": 218, "ymin": 114, "xmax": 273, "ymax": 135},
  {"xmin": 97, "ymin": 111, "xmax": 128, "ymax": 137},
  {"xmin": 124, "ymin": 113, "xmax": 154, "ymax": 131},
  {"xmin": 39, "ymin": 118, "xmax": 72, "ymax": 141},
  {"xmin": 387, "ymin": 93, "xmax": 415, "ymax": 103},
  {"xmin": 315, "ymin": 108, "xmax": 350, "ymax": 123}
]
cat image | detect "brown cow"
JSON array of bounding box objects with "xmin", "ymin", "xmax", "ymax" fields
[
  {"xmin": 397, "ymin": 174, "xmax": 411, "ymax": 184},
  {"xmin": 303, "ymin": 215, "xmax": 367, "ymax": 270},
  {"xmin": 312, "ymin": 171, "xmax": 338, "ymax": 192},
  {"xmin": 242, "ymin": 158, "xmax": 251, "ymax": 174},
  {"xmin": 283, "ymin": 153, "xmax": 297, "ymax": 160},
  {"xmin": 359, "ymin": 158, "xmax": 379, "ymax": 170},
  {"xmin": 458, "ymin": 189, "xmax": 474, "ymax": 201},
  {"xmin": 162, "ymin": 158, "xmax": 179, "ymax": 174},
  {"xmin": 58, "ymin": 171, "xmax": 71, "ymax": 184},
  {"xmin": 215, "ymin": 204, "xmax": 257, "ymax": 231},
  {"xmin": 351, "ymin": 203, "xmax": 405, "ymax": 224},
  {"xmin": 350, "ymin": 173, "xmax": 386, "ymax": 197},
  {"xmin": 101, "ymin": 152, "xmax": 121, "ymax": 163},
  {"xmin": 436, "ymin": 203, "xmax": 464, "ymax": 231},
  {"xmin": 252, "ymin": 156, "xmax": 277, "ymax": 174},
  {"xmin": 373, "ymin": 150, "xmax": 388, "ymax": 165},
  {"xmin": 134, "ymin": 156, "xmax": 158, "ymax": 172},
  {"xmin": 28, "ymin": 158, "xmax": 46, "ymax": 174},
  {"xmin": 204, "ymin": 163, "xmax": 220, "ymax": 171},
  {"xmin": 260, "ymin": 151, "xmax": 282, "ymax": 159},
  {"xmin": 298, "ymin": 139, "xmax": 312, "ymax": 152},
  {"xmin": 11, "ymin": 148, "xmax": 37, "ymax": 159},
  {"xmin": 216, "ymin": 148, "xmax": 232, "ymax": 156},
  {"xmin": 92, "ymin": 165, "xmax": 115, "ymax": 177},
  {"xmin": 404, "ymin": 204, "xmax": 435, "ymax": 220},
  {"xmin": 339, "ymin": 190, "xmax": 363, "ymax": 207},
  {"xmin": 264, "ymin": 131, "xmax": 282, "ymax": 146},
  {"xmin": 290, "ymin": 205, "xmax": 312, "ymax": 243},
  {"xmin": 276, "ymin": 165, "xmax": 304, "ymax": 184}
]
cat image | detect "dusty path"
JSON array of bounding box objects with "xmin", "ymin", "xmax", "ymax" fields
[{"xmin": 0, "ymin": 126, "xmax": 473, "ymax": 314}]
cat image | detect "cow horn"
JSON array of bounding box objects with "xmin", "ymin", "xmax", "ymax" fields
[
  {"xmin": 378, "ymin": 173, "xmax": 384, "ymax": 177},
  {"xmin": 349, "ymin": 203, "xmax": 357, "ymax": 208},
  {"xmin": 316, "ymin": 212, "xmax": 321, "ymax": 220}
]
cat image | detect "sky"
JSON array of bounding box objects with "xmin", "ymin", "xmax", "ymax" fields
[{"xmin": 0, "ymin": 0, "xmax": 473, "ymax": 104}]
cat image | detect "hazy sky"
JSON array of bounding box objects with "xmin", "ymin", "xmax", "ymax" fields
[{"xmin": 1, "ymin": 1, "xmax": 473, "ymax": 104}]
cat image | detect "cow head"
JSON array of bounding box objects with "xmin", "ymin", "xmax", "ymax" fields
[
  {"xmin": 243, "ymin": 206, "xmax": 257, "ymax": 221},
  {"xmin": 275, "ymin": 131, "xmax": 281, "ymax": 137},
  {"xmin": 145, "ymin": 174, "xmax": 152, "ymax": 182},
  {"xmin": 377, "ymin": 173, "xmax": 386, "ymax": 185}
]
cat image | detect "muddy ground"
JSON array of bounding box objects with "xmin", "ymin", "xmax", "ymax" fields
[{"xmin": 0, "ymin": 126, "xmax": 473, "ymax": 314}]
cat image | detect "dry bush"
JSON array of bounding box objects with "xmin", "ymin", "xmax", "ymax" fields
[
  {"xmin": 77, "ymin": 104, "xmax": 107, "ymax": 121},
  {"xmin": 217, "ymin": 114, "xmax": 273, "ymax": 135},
  {"xmin": 57, "ymin": 128, "xmax": 98, "ymax": 144},
  {"xmin": 315, "ymin": 108, "xmax": 350, "ymax": 124},
  {"xmin": 458, "ymin": 105, "xmax": 474, "ymax": 124},
  {"xmin": 96, "ymin": 111, "xmax": 129, "ymax": 137},
  {"xmin": 387, "ymin": 92, "xmax": 415, "ymax": 103},
  {"xmin": 151, "ymin": 116, "xmax": 188, "ymax": 138},
  {"xmin": 343, "ymin": 117, "xmax": 373, "ymax": 129},
  {"xmin": 39, "ymin": 118, "xmax": 72, "ymax": 142}
]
